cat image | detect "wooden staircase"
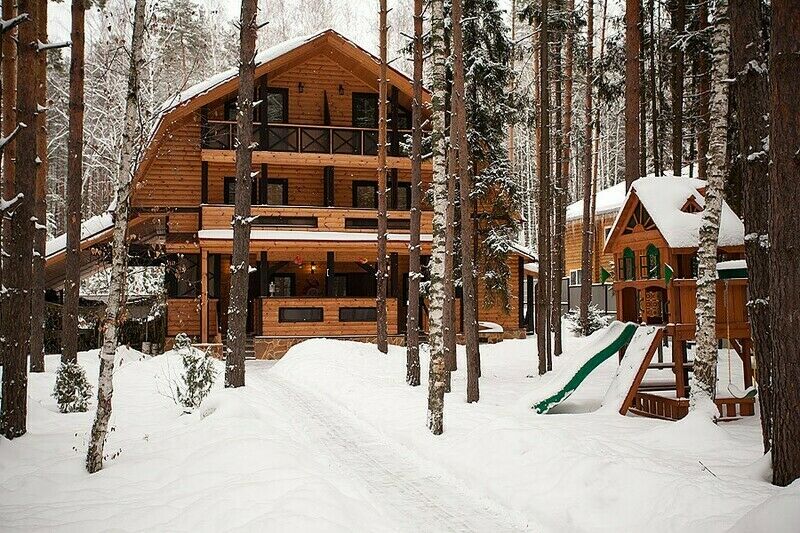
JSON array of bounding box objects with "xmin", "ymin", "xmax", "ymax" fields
[{"xmin": 245, "ymin": 336, "xmax": 256, "ymax": 360}]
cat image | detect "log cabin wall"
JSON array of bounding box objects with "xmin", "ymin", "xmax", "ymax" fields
[{"xmin": 564, "ymin": 211, "xmax": 617, "ymax": 283}]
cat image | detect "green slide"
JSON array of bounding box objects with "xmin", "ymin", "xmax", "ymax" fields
[{"xmin": 533, "ymin": 322, "xmax": 638, "ymax": 414}]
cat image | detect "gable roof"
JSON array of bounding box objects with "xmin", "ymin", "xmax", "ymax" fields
[
  {"xmin": 566, "ymin": 181, "xmax": 627, "ymax": 222},
  {"xmin": 605, "ymin": 177, "xmax": 745, "ymax": 250}
]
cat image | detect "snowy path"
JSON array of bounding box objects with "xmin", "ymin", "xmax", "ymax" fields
[{"xmin": 247, "ymin": 364, "xmax": 530, "ymax": 533}]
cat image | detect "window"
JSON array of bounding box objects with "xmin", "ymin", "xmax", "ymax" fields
[
  {"xmin": 265, "ymin": 87, "xmax": 289, "ymax": 123},
  {"xmin": 269, "ymin": 274, "xmax": 295, "ymax": 297},
  {"xmin": 353, "ymin": 181, "xmax": 378, "ymax": 208},
  {"xmin": 569, "ymin": 269, "xmax": 583, "ymax": 287},
  {"xmin": 646, "ymin": 244, "xmax": 661, "ymax": 279},
  {"xmin": 395, "ymin": 105, "xmax": 411, "ymax": 130},
  {"xmin": 224, "ymin": 176, "xmax": 257, "ymax": 205},
  {"xmin": 352, "ymin": 93, "xmax": 378, "ymax": 128},
  {"xmin": 279, "ymin": 307, "xmax": 323, "ymax": 323},
  {"xmin": 339, "ymin": 307, "xmax": 377, "ymax": 322},
  {"xmin": 395, "ymin": 183, "xmax": 412, "ymax": 210},
  {"xmin": 333, "ymin": 272, "xmax": 376, "ymax": 297},
  {"xmin": 623, "ymin": 248, "xmax": 636, "ymax": 281},
  {"xmin": 166, "ymin": 254, "xmax": 200, "ymax": 297},
  {"xmin": 265, "ymin": 178, "xmax": 288, "ymax": 205},
  {"xmin": 604, "ymin": 226, "xmax": 613, "ymax": 243},
  {"xmin": 253, "ymin": 216, "xmax": 317, "ymax": 228}
]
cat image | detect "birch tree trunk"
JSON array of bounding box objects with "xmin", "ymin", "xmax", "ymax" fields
[
  {"xmin": 0, "ymin": 0, "xmax": 38, "ymax": 440},
  {"xmin": 62, "ymin": 0, "xmax": 86, "ymax": 365},
  {"xmin": 86, "ymin": 0, "xmax": 146, "ymax": 472},
  {"xmin": 426, "ymin": 0, "xmax": 447, "ymax": 435},
  {"xmin": 579, "ymin": 0, "xmax": 594, "ymax": 336},
  {"xmin": 376, "ymin": 0, "xmax": 389, "ymax": 354},
  {"xmin": 769, "ymin": 0, "xmax": 800, "ymax": 487},
  {"xmin": 730, "ymin": 0, "xmax": 770, "ymax": 453},
  {"xmin": 624, "ymin": 0, "xmax": 641, "ymax": 189},
  {"xmin": 225, "ymin": 0, "xmax": 258, "ymax": 388},
  {"xmin": 29, "ymin": 0, "xmax": 47, "ymax": 373},
  {"xmin": 405, "ymin": 0, "xmax": 423, "ymax": 387},
  {"xmin": 689, "ymin": 0, "xmax": 729, "ymax": 416}
]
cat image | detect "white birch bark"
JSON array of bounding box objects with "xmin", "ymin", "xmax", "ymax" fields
[
  {"xmin": 426, "ymin": 0, "xmax": 447, "ymax": 435},
  {"xmin": 86, "ymin": 0, "xmax": 147, "ymax": 473},
  {"xmin": 690, "ymin": 0, "xmax": 729, "ymax": 416}
]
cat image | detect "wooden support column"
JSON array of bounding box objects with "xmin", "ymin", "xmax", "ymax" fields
[
  {"xmin": 518, "ymin": 257, "xmax": 525, "ymax": 327},
  {"xmin": 389, "ymin": 252, "xmax": 399, "ymax": 298},
  {"xmin": 674, "ymin": 338, "xmax": 686, "ymax": 398},
  {"xmin": 390, "ymin": 85, "xmax": 399, "ymax": 155},
  {"xmin": 390, "ymin": 168, "xmax": 399, "ymax": 210},
  {"xmin": 260, "ymin": 251, "xmax": 269, "ymax": 296},
  {"xmin": 741, "ymin": 338, "xmax": 754, "ymax": 388},
  {"xmin": 201, "ymin": 161, "xmax": 209, "ymax": 205},
  {"xmin": 201, "ymin": 249, "xmax": 209, "ymax": 343},
  {"xmin": 527, "ymin": 276, "xmax": 535, "ymax": 331},
  {"xmin": 326, "ymin": 251, "xmax": 335, "ymax": 296},
  {"xmin": 259, "ymin": 163, "xmax": 268, "ymax": 205},
  {"xmin": 259, "ymin": 75, "xmax": 268, "ymax": 149},
  {"xmin": 324, "ymin": 166, "xmax": 335, "ymax": 206}
]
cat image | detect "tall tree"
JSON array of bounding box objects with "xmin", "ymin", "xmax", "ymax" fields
[
  {"xmin": 406, "ymin": 0, "xmax": 423, "ymax": 387},
  {"xmin": 0, "ymin": 0, "xmax": 38, "ymax": 439},
  {"xmin": 670, "ymin": 0, "xmax": 685, "ymax": 175},
  {"xmin": 536, "ymin": 0, "xmax": 552, "ymax": 374},
  {"xmin": 1, "ymin": 0, "xmax": 18, "ymax": 281},
  {"xmin": 86, "ymin": 0, "xmax": 146, "ymax": 472},
  {"xmin": 730, "ymin": 0, "xmax": 770, "ymax": 454},
  {"xmin": 427, "ymin": 0, "xmax": 447, "ymax": 435},
  {"xmin": 29, "ymin": 0, "xmax": 47, "ymax": 373},
  {"xmin": 769, "ymin": 0, "xmax": 800, "ymax": 487},
  {"xmin": 648, "ymin": 0, "xmax": 661, "ymax": 176},
  {"xmin": 62, "ymin": 0, "xmax": 87, "ymax": 365},
  {"xmin": 624, "ymin": 0, "xmax": 640, "ymax": 189},
  {"xmin": 695, "ymin": 1, "xmax": 710, "ymax": 179},
  {"xmin": 579, "ymin": 0, "xmax": 594, "ymax": 336},
  {"xmin": 376, "ymin": 0, "xmax": 389, "ymax": 354},
  {"xmin": 453, "ymin": 0, "xmax": 479, "ymax": 402},
  {"xmin": 689, "ymin": 0, "xmax": 728, "ymax": 415},
  {"xmin": 551, "ymin": 0, "xmax": 564, "ymax": 358},
  {"xmin": 225, "ymin": 0, "xmax": 258, "ymax": 388}
]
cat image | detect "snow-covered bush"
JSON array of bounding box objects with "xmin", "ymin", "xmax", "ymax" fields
[
  {"xmin": 565, "ymin": 305, "xmax": 610, "ymax": 336},
  {"xmin": 53, "ymin": 361, "xmax": 93, "ymax": 413},
  {"xmin": 173, "ymin": 333, "xmax": 216, "ymax": 411}
]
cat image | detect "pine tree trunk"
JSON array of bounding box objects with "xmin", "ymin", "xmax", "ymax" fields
[
  {"xmin": 579, "ymin": 0, "xmax": 594, "ymax": 336},
  {"xmin": 552, "ymin": 18, "xmax": 564, "ymax": 358},
  {"xmin": 29, "ymin": 0, "xmax": 47, "ymax": 373},
  {"xmin": 670, "ymin": 0, "xmax": 685, "ymax": 176},
  {"xmin": 452, "ymin": 0, "xmax": 478, "ymax": 403},
  {"xmin": 86, "ymin": 0, "xmax": 145, "ymax": 472},
  {"xmin": 0, "ymin": 0, "xmax": 38, "ymax": 440},
  {"xmin": 769, "ymin": 0, "xmax": 800, "ymax": 487},
  {"xmin": 376, "ymin": 0, "xmax": 389, "ymax": 354},
  {"xmin": 689, "ymin": 0, "xmax": 728, "ymax": 416},
  {"xmin": 648, "ymin": 0, "xmax": 660, "ymax": 176},
  {"xmin": 62, "ymin": 0, "xmax": 86, "ymax": 365},
  {"xmin": 730, "ymin": 0, "xmax": 770, "ymax": 454},
  {"xmin": 406, "ymin": 0, "xmax": 423, "ymax": 387},
  {"xmin": 443, "ymin": 150, "xmax": 456, "ymax": 390},
  {"xmin": 426, "ymin": 0, "xmax": 447, "ymax": 435},
  {"xmin": 624, "ymin": 0, "xmax": 641, "ymax": 189},
  {"xmin": 225, "ymin": 0, "xmax": 258, "ymax": 388},
  {"xmin": 0, "ymin": 0, "xmax": 17, "ymax": 289},
  {"xmin": 696, "ymin": 1, "xmax": 710, "ymax": 179}
]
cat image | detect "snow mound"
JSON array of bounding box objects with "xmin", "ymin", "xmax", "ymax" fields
[{"xmin": 729, "ymin": 479, "xmax": 800, "ymax": 533}]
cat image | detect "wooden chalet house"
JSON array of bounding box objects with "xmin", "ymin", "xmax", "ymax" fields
[{"xmin": 46, "ymin": 29, "xmax": 533, "ymax": 358}]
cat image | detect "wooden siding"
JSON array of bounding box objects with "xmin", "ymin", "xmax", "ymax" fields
[
  {"xmin": 564, "ymin": 211, "xmax": 617, "ymax": 283},
  {"xmin": 167, "ymin": 297, "xmax": 218, "ymax": 337},
  {"xmin": 477, "ymin": 255, "xmax": 522, "ymax": 334},
  {"xmin": 261, "ymin": 297, "xmax": 399, "ymax": 336}
]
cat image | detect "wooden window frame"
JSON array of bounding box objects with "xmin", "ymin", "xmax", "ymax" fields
[
  {"xmin": 264, "ymin": 178, "xmax": 289, "ymax": 205},
  {"xmin": 339, "ymin": 307, "xmax": 377, "ymax": 322},
  {"xmin": 352, "ymin": 92, "xmax": 379, "ymax": 128},
  {"xmin": 278, "ymin": 307, "xmax": 323, "ymax": 323},
  {"xmin": 265, "ymin": 87, "xmax": 289, "ymax": 124},
  {"xmin": 224, "ymin": 176, "xmax": 258, "ymax": 205},
  {"xmin": 352, "ymin": 180, "xmax": 378, "ymax": 209},
  {"xmin": 269, "ymin": 273, "xmax": 296, "ymax": 297}
]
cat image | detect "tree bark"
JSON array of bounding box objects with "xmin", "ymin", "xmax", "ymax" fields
[
  {"xmin": 62, "ymin": 0, "xmax": 86, "ymax": 365},
  {"xmin": 624, "ymin": 0, "xmax": 641, "ymax": 189},
  {"xmin": 225, "ymin": 0, "xmax": 258, "ymax": 388},
  {"xmin": 86, "ymin": 0, "xmax": 146, "ymax": 472},
  {"xmin": 769, "ymin": 0, "xmax": 800, "ymax": 487},
  {"xmin": 406, "ymin": 0, "xmax": 423, "ymax": 387},
  {"xmin": 0, "ymin": 0, "xmax": 17, "ymax": 287},
  {"xmin": 689, "ymin": 0, "xmax": 728, "ymax": 416},
  {"xmin": 376, "ymin": 0, "xmax": 389, "ymax": 354},
  {"xmin": 579, "ymin": 0, "xmax": 594, "ymax": 336},
  {"xmin": 696, "ymin": 1, "xmax": 710, "ymax": 179},
  {"xmin": 0, "ymin": 0, "xmax": 38, "ymax": 440},
  {"xmin": 648, "ymin": 0, "xmax": 661, "ymax": 176},
  {"xmin": 730, "ymin": 0, "xmax": 770, "ymax": 454},
  {"xmin": 427, "ymin": 0, "xmax": 447, "ymax": 435},
  {"xmin": 29, "ymin": 0, "xmax": 47, "ymax": 373},
  {"xmin": 536, "ymin": 0, "xmax": 552, "ymax": 375},
  {"xmin": 670, "ymin": 0, "xmax": 685, "ymax": 176},
  {"xmin": 552, "ymin": 12, "xmax": 564, "ymax": 358}
]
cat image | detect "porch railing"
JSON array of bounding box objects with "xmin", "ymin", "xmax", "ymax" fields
[
  {"xmin": 202, "ymin": 119, "xmax": 411, "ymax": 157},
  {"xmin": 260, "ymin": 297, "xmax": 400, "ymax": 336}
]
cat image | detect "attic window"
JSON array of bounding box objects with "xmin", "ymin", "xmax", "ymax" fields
[
  {"xmin": 681, "ymin": 197, "xmax": 703, "ymax": 213},
  {"xmin": 623, "ymin": 202, "xmax": 657, "ymax": 234}
]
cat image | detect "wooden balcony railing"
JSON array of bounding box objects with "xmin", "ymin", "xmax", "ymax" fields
[
  {"xmin": 202, "ymin": 120, "xmax": 411, "ymax": 157},
  {"xmin": 200, "ymin": 204, "xmax": 433, "ymax": 234}
]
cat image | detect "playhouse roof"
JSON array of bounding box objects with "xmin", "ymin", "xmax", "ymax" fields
[{"xmin": 606, "ymin": 177, "xmax": 745, "ymax": 250}]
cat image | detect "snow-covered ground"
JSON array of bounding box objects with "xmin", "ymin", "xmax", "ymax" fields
[{"xmin": 1, "ymin": 333, "xmax": 797, "ymax": 532}]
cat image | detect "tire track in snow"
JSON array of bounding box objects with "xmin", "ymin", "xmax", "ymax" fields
[{"xmin": 247, "ymin": 368, "xmax": 530, "ymax": 532}]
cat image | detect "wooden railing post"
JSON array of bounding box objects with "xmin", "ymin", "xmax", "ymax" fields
[{"xmin": 201, "ymin": 249, "xmax": 208, "ymax": 343}]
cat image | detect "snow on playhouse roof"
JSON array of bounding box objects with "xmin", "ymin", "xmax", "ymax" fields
[
  {"xmin": 566, "ymin": 181, "xmax": 627, "ymax": 222},
  {"xmin": 46, "ymin": 211, "xmax": 114, "ymax": 259},
  {"xmin": 607, "ymin": 177, "xmax": 744, "ymax": 249}
]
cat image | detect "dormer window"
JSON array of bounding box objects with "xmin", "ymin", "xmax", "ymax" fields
[{"xmin": 681, "ymin": 196, "xmax": 703, "ymax": 213}]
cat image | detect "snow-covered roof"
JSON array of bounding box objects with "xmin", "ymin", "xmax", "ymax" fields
[
  {"xmin": 607, "ymin": 177, "xmax": 744, "ymax": 249},
  {"xmin": 510, "ymin": 242, "xmax": 537, "ymax": 261},
  {"xmin": 46, "ymin": 212, "xmax": 114, "ymax": 259},
  {"xmin": 197, "ymin": 229, "xmax": 433, "ymax": 243},
  {"xmin": 718, "ymin": 259, "xmax": 746, "ymax": 271},
  {"xmin": 566, "ymin": 181, "xmax": 627, "ymax": 222}
]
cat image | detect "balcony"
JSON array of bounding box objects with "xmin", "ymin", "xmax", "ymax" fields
[{"xmin": 202, "ymin": 120, "xmax": 411, "ymax": 157}]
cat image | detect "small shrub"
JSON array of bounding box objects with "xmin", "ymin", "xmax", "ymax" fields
[
  {"xmin": 53, "ymin": 361, "xmax": 93, "ymax": 413},
  {"xmin": 173, "ymin": 333, "xmax": 216, "ymax": 411},
  {"xmin": 565, "ymin": 305, "xmax": 610, "ymax": 336}
]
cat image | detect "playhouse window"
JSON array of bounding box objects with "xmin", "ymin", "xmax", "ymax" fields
[
  {"xmin": 646, "ymin": 244, "xmax": 660, "ymax": 279},
  {"xmin": 623, "ymin": 248, "xmax": 636, "ymax": 280}
]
